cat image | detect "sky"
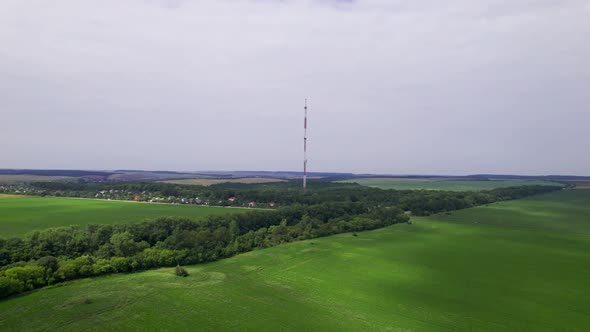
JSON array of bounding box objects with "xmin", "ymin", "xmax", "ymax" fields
[{"xmin": 1, "ymin": 0, "xmax": 589, "ymax": 175}]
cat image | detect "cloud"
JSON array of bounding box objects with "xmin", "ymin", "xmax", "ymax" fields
[{"xmin": 0, "ymin": 0, "xmax": 588, "ymax": 174}]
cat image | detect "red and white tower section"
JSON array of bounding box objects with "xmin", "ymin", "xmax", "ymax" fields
[{"xmin": 303, "ymin": 99, "xmax": 308, "ymax": 191}]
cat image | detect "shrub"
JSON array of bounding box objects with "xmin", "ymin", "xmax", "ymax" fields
[
  {"xmin": 0, "ymin": 276, "xmax": 24, "ymax": 298},
  {"xmin": 110, "ymin": 257, "xmax": 129, "ymax": 273},
  {"xmin": 174, "ymin": 264, "xmax": 189, "ymax": 277}
]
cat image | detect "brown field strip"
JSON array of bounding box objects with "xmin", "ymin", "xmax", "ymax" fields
[
  {"xmin": 0, "ymin": 175, "xmax": 76, "ymax": 184},
  {"xmin": 159, "ymin": 178, "xmax": 286, "ymax": 186}
]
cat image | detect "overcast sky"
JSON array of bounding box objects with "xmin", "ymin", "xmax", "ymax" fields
[{"xmin": 1, "ymin": 0, "xmax": 589, "ymax": 175}]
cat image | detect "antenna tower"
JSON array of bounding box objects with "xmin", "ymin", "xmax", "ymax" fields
[{"xmin": 303, "ymin": 99, "xmax": 308, "ymax": 191}]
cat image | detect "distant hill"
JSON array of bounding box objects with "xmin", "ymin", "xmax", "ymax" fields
[
  {"xmin": 0, "ymin": 169, "xmax": 113, "ymax": 177},
  {"xmin": 1, "ymin": 169, "xmax": 588, "ymax": 184}
]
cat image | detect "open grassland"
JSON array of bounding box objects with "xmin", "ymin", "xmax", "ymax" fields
[
  {"xmin": 0, "ymin": 195, "xmax": 250, "ymax": 238},
  {"xmin": 1, "ymin": 190, "xmax": 589, "ymax": 331},
  {"xmin": 0, "ymin": 175, "xmax": 76, "ymax": 184},
  {"xmin": 338, "ymin": 178, "xmax": 562, "ymax": 191},
  {"xmin": 160, "ymin": 177, "xmax": 286, "ymax": 186}
]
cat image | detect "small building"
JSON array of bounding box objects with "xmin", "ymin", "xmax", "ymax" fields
[
  {"xmin": 248, "ymin": 201, "xmax": 257, "ymax": 208},
  {"xmin": 228, "ymin": 196, "xmax": 236, "ymax": 202},
  {"xmin": 133, "ymin": 195, "xmax": 141, "ymax": 201}
]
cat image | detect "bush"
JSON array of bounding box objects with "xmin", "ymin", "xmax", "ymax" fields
[
  {"xmin": 174, "ymin": 264, "xmax": 189, "ymax": 277},
  {"xmin": 0, "ymin": 276, "xmax": 24, "ymax": 298},
  {"xmin": 92, "ymin": 259, "xmax": 113, "ymax": 274},
  {"xmin": 36, "ymin": 256, "xmax": 59, "ymax": 272},
  {"xmin": 110, "ymin": 257, "xmax": 129, "ymax": 273}
]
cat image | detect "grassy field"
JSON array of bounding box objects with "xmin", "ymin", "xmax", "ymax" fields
[
  {"xmin": 1, "ymin": 190, "xmax": 588, "ymax": 331},
  {"xmin": 160, "ymin": 178, "xmax": 286, "ymax": 186},
  {"xmin": 338, "ymin": 178, "xmax": 562, "ymax": 191},
  {"xmin": 0, "ymin": 195, "xmax": 250, "ymax": 238}
]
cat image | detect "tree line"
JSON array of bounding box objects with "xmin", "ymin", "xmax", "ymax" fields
[
  {"xmin": 0, "ymin": 202, "xmax": 407, "ymax": 298},
  {"xmin": 3, "ymin": 181, "xmax": 562, "ymax": 215}
]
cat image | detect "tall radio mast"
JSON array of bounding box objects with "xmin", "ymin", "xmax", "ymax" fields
[{"xmin": 303, "ymin": 99, "xmax": 308, "ymax": 191}]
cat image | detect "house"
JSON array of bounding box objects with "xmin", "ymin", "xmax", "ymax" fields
[
  {"xmin": 248, "ymin": 201, "xmax": 257, "ymax": 208},
  {"xmin": 228, "ymin": 196, "xmax": 236, "ymax": 202},
  {"xmin": 133, "ymin": 195, "xmax": 141, "ymax": 201}
]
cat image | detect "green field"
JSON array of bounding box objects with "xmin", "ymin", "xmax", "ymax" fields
[
  {"xmin": 338, "ymin": 178, "xmax": 562, "ymax": 191},
  {"xmin": 1, "ymin": 190, "xmax": 588, "ymax": 331},
  {"xmin": 0, "ymin": 195, "xmax": 250, "ymax": 238}
]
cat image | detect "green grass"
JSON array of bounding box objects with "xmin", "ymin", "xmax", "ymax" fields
[
  {"xmin": 1, "ymin": 190, "xmax": 589, "ymax": 331},
  {"xmin": 0, "ymin": 195, "xmax": 250, "ymax": 237},
  {"xmin": 338, "ymin": 178, "xmax": 562, "ymax": 191}
]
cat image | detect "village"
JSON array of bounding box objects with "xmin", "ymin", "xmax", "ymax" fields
[{"xmin": 0, "ymin": 184, "xmax": 275, "ymax": 209}]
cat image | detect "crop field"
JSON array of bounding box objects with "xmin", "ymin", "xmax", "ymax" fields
[
  {"xmin": 105, "ymin": 172, "xmax": 210, "ymax": 182},
  {"xmin": 160, "ymin": 177, "xmax": 286, "ymax": 186},
  {"xmin": 0, "ymin": 195, "xmax": 250, "ymax": 238},
  {"xmin": 338, "ymin": 177, "xmax": 562, "ymax": 191},
  {"xmin": 0, "ymin": 175, "xmax": 77, "ymax": 184},
  {"xmin": 570, "ymin": 181, "xmax": 590, "ymax": 189},
  {"xmin": 1, "ymin": 190, "xmax": 588, "ymax": 331}
]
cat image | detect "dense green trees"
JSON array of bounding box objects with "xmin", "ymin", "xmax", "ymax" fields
[
  {"xmin": 0, "ymin": 202, "xmax": 409, "ymax": 298},
  {"xmin": 3, "ymin": 181, "xmax": 562, "ymax": 213}
]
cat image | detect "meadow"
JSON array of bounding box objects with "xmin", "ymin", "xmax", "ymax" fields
[
  {"xmin": 338, "ymin": 177, "xmax": 562, "ymax": 191},
  {"xmin": 0, "ymin": 195, "xmax": 250, "ymax": 237},
  {"xmin": 1, "ymin": 189, "xmax": 588, "ymax": 331}
]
